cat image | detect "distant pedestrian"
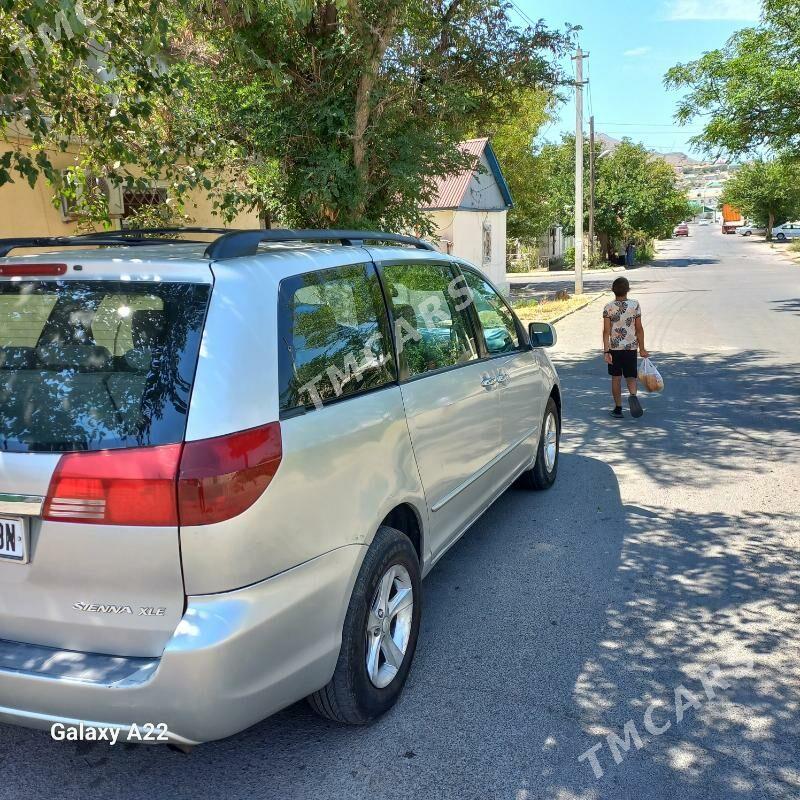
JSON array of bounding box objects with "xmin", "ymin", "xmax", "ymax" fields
[{"xmin": 602, "ymin": 277, "xmax": 648, "ymax": 419}]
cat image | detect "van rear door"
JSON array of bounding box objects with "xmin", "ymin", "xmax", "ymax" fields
[{"xmin": 0, "ymin": 273, "xmax": 211, "ymax": 658}]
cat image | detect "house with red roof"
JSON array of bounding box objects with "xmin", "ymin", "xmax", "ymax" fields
[{"xmin": 421, "ymin": 137, "xmax": 514, "ymax": 291}]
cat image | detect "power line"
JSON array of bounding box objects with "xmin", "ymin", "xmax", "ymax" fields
[
  {"xmin": 601, "ymin": 131, "xmax": 703, "ymax": 136},
  {"xmin": 507, "ymin": 0, "xmax": 539, "ymax": 29},
  {"xmin": 596, "ymin": 121, "xmax": 702, "ymax": 128}
]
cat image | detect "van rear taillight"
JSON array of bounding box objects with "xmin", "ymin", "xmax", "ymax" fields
[
  {"xmin": 42, "ymin": 423, "xmax": 282, "ymax": 527},
  {"xmin": 177, "ymin": 423, "xmax": 282, "ymax": 526},
  {"xmin": 43, "ymin": 444, "xmax": 182, "ymax": 526}
]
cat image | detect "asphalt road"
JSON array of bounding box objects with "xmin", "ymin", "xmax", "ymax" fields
[{"xmin": 5, "ymin": 226, "xmax": 800, "ymax": 800}]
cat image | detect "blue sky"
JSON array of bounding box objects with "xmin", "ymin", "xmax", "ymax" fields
[{"xmin": 514, "ymin": 0, "xmax": 763, "ymax": 157}]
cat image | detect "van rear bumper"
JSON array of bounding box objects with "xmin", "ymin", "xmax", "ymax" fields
[{"xmin": 0, "ymin": 544, "xmax": 365, "ymax": 744}]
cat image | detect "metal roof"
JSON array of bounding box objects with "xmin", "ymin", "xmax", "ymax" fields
[{"xmin": 421, "ymin": 138, "xmax": 514, "ymax": 211}]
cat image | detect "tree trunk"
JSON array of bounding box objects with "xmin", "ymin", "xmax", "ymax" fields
[
  {"xmin": 766, "ymin": 210, "xmax": 774, "ymax": 241},
  {"xmin": 352, "ymin": 6, "xmax": 400, "ymax": 213},
  {"xmin": 598, "ymin": 231, "xmax": 614, "ymax": 262}
]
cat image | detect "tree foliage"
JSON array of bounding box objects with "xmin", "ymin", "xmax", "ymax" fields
[
  {"xmin": 719, "ymin": 155, "xmax": 800, "ymax": 237},
  {"xmin": 535, "ymin": 136, "xmax": 690, "ymax": 259},
  {"xmin": 0, "ymin": 0, "xmax": 216, "ymax": 222},
  {"xmin": 664, "ymin": 0, "xmax": 800, "ymax": 157},
  {"xmin": 1, "ymin": 0, "xmax": 576, "ymax": 231},
  {"xmin": 594, "ymin": 141, "xmax": 691, "ymax": 251},
  {"xmin": 181, "ymin": 0, "xmax": 575, "ymax": 231},
  {"xmin": 483, "ymin": 87, "xmax": 552, "ymax": 242}
]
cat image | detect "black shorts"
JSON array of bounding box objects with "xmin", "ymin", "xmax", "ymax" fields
[{"xmin": 608, "ymin": 349, "xmax": 638, "ymax": 378}]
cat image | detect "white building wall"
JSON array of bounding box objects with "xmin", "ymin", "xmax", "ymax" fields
[
  {"xmin": 461, "ymin": 153, "xmax": 507, "ymax": 210},
  {"xmin": 427, "ymin": 210, "xmax": 509, "ymax": 296},
  {"xmin": 451, "ymin": 210, "xmax": 508, "ymax": 294}
]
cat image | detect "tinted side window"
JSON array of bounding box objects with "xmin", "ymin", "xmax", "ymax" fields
[
  {"xmin": 278, "ymin": 264, "xmax": 395, "ymax": 412},
  {"xmin": 460, "ymin": 268, "xmax": 521, "ymax": 355},
  {"xmin": 381, "ymin": 262, "xmax": 479, "ymax": 378}
]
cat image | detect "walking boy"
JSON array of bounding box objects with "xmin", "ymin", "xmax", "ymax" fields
[{"xmin": 602, "ymin": 277, "xmax": 648, "ymax": 418}]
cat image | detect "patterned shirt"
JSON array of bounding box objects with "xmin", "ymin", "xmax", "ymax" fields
[{"xmin": 603, "ymin": 299, "xmax": 641, "ymax": 351}]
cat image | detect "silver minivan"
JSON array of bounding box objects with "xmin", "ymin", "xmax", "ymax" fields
[{"xmin": 0, "ymin": 228, "xmax": 561, "ymax": 745}]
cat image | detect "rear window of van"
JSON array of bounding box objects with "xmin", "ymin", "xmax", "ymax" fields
[{"xmin": 0, "ymin": 280, "xmax": 210, "ymax": 452}]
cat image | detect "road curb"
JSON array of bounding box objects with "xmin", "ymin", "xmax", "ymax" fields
[
  {"xmin": 508, "ymin": 266, "xmax": 626, "ymax": 279},
  {"xmin": 548, "ymin": 292, "xmax": 604, "ymax": 325}
]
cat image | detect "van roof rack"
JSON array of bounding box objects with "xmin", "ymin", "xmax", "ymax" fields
[
  {"xmin": 0, "ymin": 228, "xmax": 229, "ymax": 258},
  {"xmin": 204, "ymin": 229, "xmax": 437, "ymax": 259},
  {"xmin": 0, "ymin": 228, "xmax": 436, "ymax": 259}
]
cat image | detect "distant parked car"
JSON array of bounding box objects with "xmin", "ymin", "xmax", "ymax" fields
[
  {"xmin": 698, "ymin": 218, "xmax": 712, "ymax": 226},
  {"xmin": 771, "ymin": 222, "xmax": 800, "ymax": 241},
  {"xmin": 673, "ymin": 223, "xmax": 689, "ymax": 237},
  {"xmin": 736, "ymin": 225, "xmax": 766, "ymax": 236}
]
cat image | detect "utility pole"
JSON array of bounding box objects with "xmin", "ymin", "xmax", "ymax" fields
[
  {"xmin": 589, "ymin": 114, "xmax": 595, "ymax": 268},
  {"xmin": 572, "ymin": 46, "xmax": 587, "ymax": 294}
]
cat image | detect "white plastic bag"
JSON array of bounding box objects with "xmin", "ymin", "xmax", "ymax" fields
[{"xmin": 639, "ymin": 357, "xmax": 664, "ymax": 393}]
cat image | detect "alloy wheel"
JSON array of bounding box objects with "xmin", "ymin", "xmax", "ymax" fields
[
  {"xmin": 365, "ymin": 564, "xmax": 414, "ymax": 689},
  {"xmin": 543, "ymin": 412, "xmax": 558, "ymax": 473}
]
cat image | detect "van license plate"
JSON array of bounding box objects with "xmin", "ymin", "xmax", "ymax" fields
[{"xmin": 0, "ymin": 516, "xmax": 28, "ymax": 563}]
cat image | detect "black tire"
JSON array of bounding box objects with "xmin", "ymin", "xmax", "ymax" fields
[
  {"xmin": 777, "ymin": 233, "xmax": 787, "ymax": 241},
  {"xmin": 744, "ymin": 231, "xmax": 751, "ymax": 236},
  {"xmin": 307, "ymin": 526, "xmax": 421, "ymax": 724},
  {"xmin": 518, "ymin": 397, "xmax": 560, "ymax": 491}
]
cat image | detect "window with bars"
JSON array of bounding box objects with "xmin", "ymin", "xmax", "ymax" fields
[{"xmin": 121, "ymin": 187, "xmax": 169, "ymax": 227}]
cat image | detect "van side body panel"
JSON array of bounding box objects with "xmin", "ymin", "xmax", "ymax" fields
[
  {"xmin": 180, "ymin": 250, "xmax": 428, "ymax": 594},
  {"xmin": 180, "ymin": 386, "xmax": 427, "ymax": 594}
]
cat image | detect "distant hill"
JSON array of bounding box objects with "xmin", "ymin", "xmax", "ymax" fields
[
  {"xmin": 660, "ymin": 151, "xmax": 701, "ymax": 168},
  {"xmin": 596, "ymin": 133, "xmax": 622, "ymax": 152},
  {"xmin": 595, "ymin": 133, "xmax": 700, "ymax": 168}
]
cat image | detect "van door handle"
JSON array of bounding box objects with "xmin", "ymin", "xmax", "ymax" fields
[{"xmin": 480, "ymin": 375, "xmax": 496, "ymax": 388}]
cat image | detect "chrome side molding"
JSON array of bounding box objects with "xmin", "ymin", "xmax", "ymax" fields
[{"xmin": 0, "ymin": 494, "xmax": 44, "ymax": 516}]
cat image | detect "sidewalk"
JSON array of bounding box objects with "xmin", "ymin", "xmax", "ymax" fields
[
  {"xmin": 508, "ymin": 264, "xmax": 641, "ymax": 303},
  {"xmin": 509, "ymin": 273, "xmax": 622, "ymax": 302},
  {"xmin": 508, "ymin": 265, "xmax": 626, "ymax": 279}
]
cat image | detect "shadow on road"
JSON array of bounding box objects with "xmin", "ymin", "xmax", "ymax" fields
[
  {"xmin": 649, "ymin": 256, "xmax": 720, "ymax": 269},
  {"xmin": 2, "ymin": 349, "xmax": 799, "ymax": 799},
  {"xmin": 554, "ymin": 348, "xmax": 800, "ymax": 488},
  {"xmin": 770, "ymin": 298, "xmax": 800, "ymax": 316},
  {"xmin": 5, "ymin": 403, "xmax": 798, "ymax": 799}
]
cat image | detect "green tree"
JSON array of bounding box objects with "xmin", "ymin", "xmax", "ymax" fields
[
  {"xmin": 181, "ymin": 0, "xmax": 575, "ymax": 232},
  {"xmin": 534, "ymin": 136, "xmax": 690, "ymax": 261},
  {"xmin": 594, "ymin": 140, "xmax": 691, "ymax": 259},
  {"xmin": 527, "ymin": 131, "xmax": 579, "ymax": 241},
  {"xmin": 1, "ymin": 0, "xmax": 575, "ymax": 232},
  {"xmin": 484, "ymin": 87, "xmax": 553, "ymax": 242},
  {"xmin": 0, "ymin": 0, "xmax": 212, "ymax": 224},
  {"xmin": 719, "ymin": 156, "xmax": 800, "ymax": 239},
  {"xmin": 665, "ymin": 0, "xmax": 800, "ymax": 157}
]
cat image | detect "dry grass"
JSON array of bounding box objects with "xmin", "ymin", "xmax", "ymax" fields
[{"xmin": 513, "ymin": 292, "xmax": 603, "ymax": 323}]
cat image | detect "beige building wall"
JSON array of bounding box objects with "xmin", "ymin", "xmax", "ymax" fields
[{"xmin": 0, "ymin": 139, "xmax": 260, "ymax": 238}]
